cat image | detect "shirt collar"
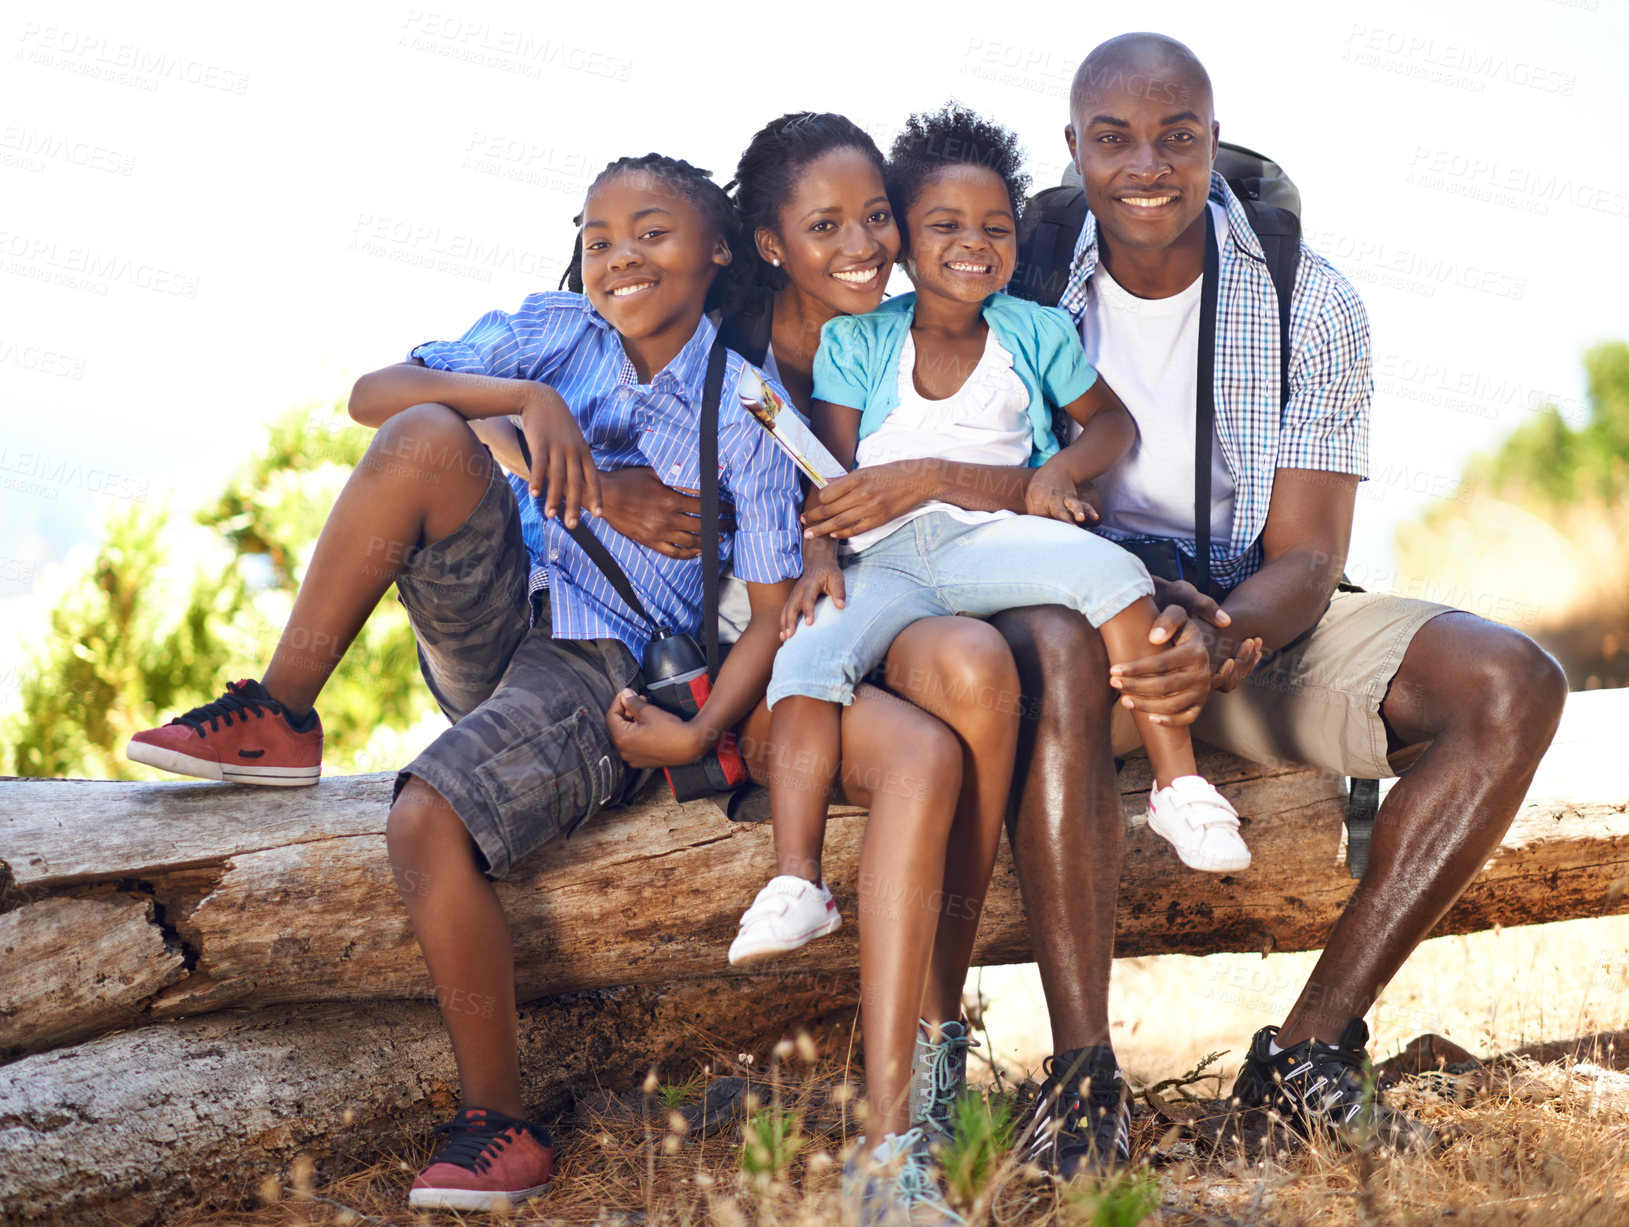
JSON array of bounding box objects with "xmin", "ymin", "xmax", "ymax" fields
[
  {"xmin": 585, "ymin": 303, "xmax": 718, "ymax": 405},
  {"xmin": 1064, "ymin": 172, "xmax": 1262, "ymax": 308}
]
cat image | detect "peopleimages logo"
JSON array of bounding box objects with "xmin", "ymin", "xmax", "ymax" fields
[{"xmin": 1341, "ymin": 24, "xmax": 1577, "ymax": 96}]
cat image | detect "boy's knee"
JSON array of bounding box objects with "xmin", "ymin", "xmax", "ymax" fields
[
  {"xmin": 366, "ymin": 403, "xmax": 486, "ymax": 483},
  {"xmin": 386, "ymin": 776, "xmax": 475, "ymax": 882}
]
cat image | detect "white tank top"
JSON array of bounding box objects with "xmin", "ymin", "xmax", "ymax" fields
[{"xmin": 846, "ymin": 328, "xmax": 1030, "ymax": 552}]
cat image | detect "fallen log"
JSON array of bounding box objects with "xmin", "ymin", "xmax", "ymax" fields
[
  {"xmin": 2, "ymin": 692, "xmax": 1625, "ymax": 1063},
  {"xmin": 0, "ymin": 974, "xmax": 862, "ymax": 1227},
  {"xmin": 0, "ymin": 692, "xmax": 1622, "ymax": 1224}
]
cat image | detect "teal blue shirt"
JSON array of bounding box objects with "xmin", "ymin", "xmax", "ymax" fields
[{"xmin": 811, "ymin": 292, "xmax": 1097, "ymax": 467}]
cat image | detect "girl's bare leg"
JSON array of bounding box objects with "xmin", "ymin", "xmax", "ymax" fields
[
  {"xmin": 261, "ymin": 404, "xmax": 493, "ymax": 717},
  {"xmin": 1098, "ymin": 597, "xmax": 1198, "ymax": 788},
  {"xmin": 766, "ymin": 696, "xmax": 841, "ymax": 882}
]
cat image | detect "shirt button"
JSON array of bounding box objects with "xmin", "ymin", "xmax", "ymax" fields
[{"xmin": 669, "ymin": 463, "xmax": 681, "ymax": 474}]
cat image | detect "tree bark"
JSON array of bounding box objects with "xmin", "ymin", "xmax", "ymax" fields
[{"xmin": 2, "ymin": 692, "xmax": 1625, "ymax": 1063}]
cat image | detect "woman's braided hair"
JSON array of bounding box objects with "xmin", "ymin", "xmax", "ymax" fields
[
  {"xmin": 725, "ymin": 112, "xmax": 887, "ymax": 313},
  {"xmin": 560, "ymin": 153, "xmax": 747, "ymax": 314},
  {"xmin": 886, "ymin": 102, "xmax": 1031, "ymax": 249}
]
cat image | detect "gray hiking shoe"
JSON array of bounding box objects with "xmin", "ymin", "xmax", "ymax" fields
[
  {"xmin": 908, "ymin": 1019, "xmax": 977, "ymax": 1148},
  {"xmin": 842, "ymin": 1128, "xmax": 964, "ymax": 1226}
]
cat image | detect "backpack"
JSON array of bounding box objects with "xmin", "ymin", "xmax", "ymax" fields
[{"xmin": 1011, "ymin": 144, "xmax": 1379, "ymax": 879}]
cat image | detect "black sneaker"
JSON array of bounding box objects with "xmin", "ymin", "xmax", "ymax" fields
[
  {"xmin": 1021, "ymin": 1046, "xmax": 1131, "ymax": 1178},
  {"xmin": 1231, "ymin": 1018, "xmax": 1438, "ymax": 1153}
]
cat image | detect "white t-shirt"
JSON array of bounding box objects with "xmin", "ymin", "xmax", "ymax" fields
[
  {"xmin": 1079, "ymin": 201, "xmax": 1235, "ymax": 545},
  {"xmin": 845, "ymin": 328, "xmax": 1030, "ymax": 553}
]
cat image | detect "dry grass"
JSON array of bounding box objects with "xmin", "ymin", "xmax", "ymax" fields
[{"xmin": 170, "ymin": 916, "xmax": 1629, "ymax": 1227}]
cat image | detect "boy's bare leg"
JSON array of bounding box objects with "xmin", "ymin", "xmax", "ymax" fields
[
  {"xmin": 386, "ymin": 775, "xmax": 523, "ymax": 1117},
  {"xmin": 1099, "ymin": 598, "xmax": 1198, "ymax": 788},
  {"xmin": 767, "ymin": 696, "xmax": 842, "ymax": 883},
  {"xmin": 882, "ymin": 617, "xmax": 1021, "ymax": 1023},
  {"xmin": 262, "ymin": 403, "xmax": 493, "ymax": 718}
]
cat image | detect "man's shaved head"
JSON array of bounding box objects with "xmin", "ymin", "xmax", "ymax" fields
[{"xmin": 1069, "ymin": 33, "xmax": 1213, "ymax": 121}]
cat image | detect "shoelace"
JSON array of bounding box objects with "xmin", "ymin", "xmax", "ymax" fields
[
  {"xmin": 429, "ymin": 1116, "xmax": 518, "ymax": 1174},
  {"xmin": 918, "ymin": 1025, "xmax": 979, "ymax": 1131},
  {"xmin": 171, "ymin": 682, "xmax": 280, "ymax": 736},
  {"xmin": 1031, "ymin": 1054, "xmax": 1124, "ymax": 1166},
  {"xmin": 887, "ymin": 1130, "xmax": 960, "ymax": 1218}
]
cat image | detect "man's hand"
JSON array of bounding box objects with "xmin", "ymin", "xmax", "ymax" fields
[
  {"xmin": 801, "ymin": 462, "xmax": 929, "ymax": 539},
  {"xmin": 1025, "ymin": 459, "xmax": 1099, "ymax": 525},
  {"xmin": 605, "ymin": 689, "xmax": 707, "ymax": 768},
  {"xmin": 597, "ymin": 467, "xmax": 702, "ymax": 559},
  {"xmin": 1112, "ymin": 582, "xmax": 1264, "ymax": 724},
  {"xmin": 520, "ymin": 384, "xmax": 601, "ymax": 527},
  {"xmin": 781, "ymin": 550, "xmax": 845, "ymax": 640}
]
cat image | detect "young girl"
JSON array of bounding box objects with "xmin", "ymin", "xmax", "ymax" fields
[
  {"xmin": 756, "ymin": 106, "xmax": 1252, "ymax": 993},
  {"xmin": 130, "ymin": 154, "xmax": 806, "ymax": 1211}
]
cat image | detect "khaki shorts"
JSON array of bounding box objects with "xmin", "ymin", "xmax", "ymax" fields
[{"xmin": 1110, "ymin": 589, "xmax": 1455, "ymax": 779}]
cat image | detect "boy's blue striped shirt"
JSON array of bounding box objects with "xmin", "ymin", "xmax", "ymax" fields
[
  {"xmin": 411, "ymin": 292, "xmax": 802, "ymax": 659},
  {"xmin": 1057, "ymin": 173, "xmax": 1372, "ymax": 591}
]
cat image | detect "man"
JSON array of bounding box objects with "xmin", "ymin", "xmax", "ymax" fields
[{"xmin": 1001, "ymin": 32, "xmax": 1567, "ymax": 1172}]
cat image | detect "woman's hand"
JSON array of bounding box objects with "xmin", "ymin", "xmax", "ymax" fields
[
  {"xmin": 1025, "ymin": 459, "xmax": 1099, "ymax": 525},
  {"xmin": 800, "ymin": 462, "xmax": 931, "ymax": 539},
  {"xmin": 597, "ymin": 467, "xmax": 703, "ymax": 559},
  {"xmin": 605, "ymin": 689, "xmax": 707, "ymax": 768},
  {"xmin": 781, "ymin": 547, "xmax": 845, "ymax": 640},
  {"xmin": 519, "ymin": 383, "xmax": 601, "ymax": 527}
]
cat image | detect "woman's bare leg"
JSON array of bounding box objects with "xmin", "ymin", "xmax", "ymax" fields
[
  {"xmin": 739, "ymin": 685, "xmax": 963, "ymax": 1142},
  {"xmin": 882, "ymin": 617, "xmax": 1020, "ymax": 1023}
]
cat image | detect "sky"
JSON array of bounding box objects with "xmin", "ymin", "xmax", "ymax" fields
[{"xmin": 3, "ymin": 0, "xmax": 1627, "ymax": 666}]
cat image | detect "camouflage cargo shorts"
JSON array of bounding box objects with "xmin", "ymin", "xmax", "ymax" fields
[{"xmin": 392, "ymin": 458, "xmax": 643, "ymax": 879}]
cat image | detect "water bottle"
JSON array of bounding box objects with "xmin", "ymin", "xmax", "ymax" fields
[{"xmin": 641, "ymin": 627, "xmax": 749, "ymax": 800}]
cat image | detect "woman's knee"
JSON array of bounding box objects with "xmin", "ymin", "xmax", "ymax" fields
[{"xmin": 886, "ymin": 618, "xmax": 1020, "ymax": 727}]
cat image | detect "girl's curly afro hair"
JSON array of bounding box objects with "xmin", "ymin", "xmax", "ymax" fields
[{"xmin": 886, "ymin": 101, "xmax": 1030, "ymax": 244}]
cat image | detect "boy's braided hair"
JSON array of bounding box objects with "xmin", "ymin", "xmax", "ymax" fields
[
  {"xmin": 886, "ymin": 102, "xmax": 1031, "ymax": 248},
  {"xmin": 726, "ymin": 112, "xmax": 888, "ymax": 310},
  {"xmin": 561, "ymin": 153, "xmax": 747, "ymax": 314}
]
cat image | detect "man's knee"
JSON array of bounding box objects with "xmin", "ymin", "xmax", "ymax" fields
[
  {"xmin": 990, "ymin": 605, "xmax": 1107, "ymax": 724},
  {"xmin": 1396, "ymin": 615, "xmax": 1568, "ymax": 743}
]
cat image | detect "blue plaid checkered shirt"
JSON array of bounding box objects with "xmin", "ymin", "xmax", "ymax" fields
[
  {"xmin": 412, "ymin": 293, "xmax": 802, "ymax": 659},
  {"xmin": 1057, "ymin": 173, "xmax": 1371, "ymax": 589}
]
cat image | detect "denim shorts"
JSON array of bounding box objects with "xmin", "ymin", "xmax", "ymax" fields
[
  {"xmin": 392, "ymin": 458, "xmax": 644, "ymax": 879},
  {"xmin": 768, "ymin": 511, "xmax": 1153, "ymax": 709}
]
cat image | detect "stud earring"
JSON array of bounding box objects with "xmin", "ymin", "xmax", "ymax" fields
[{"xmin": 771, "ymin": 258, "xmax": 781, "ymax": 267}]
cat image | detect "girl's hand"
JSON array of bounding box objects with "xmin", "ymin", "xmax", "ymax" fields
[
  {"xmin": 1025, "ymin": 460, "xmax": 1098, "ymax": 525},
  {"xmin": 780, "ymin": 557, "xmax": 845, "ymax": 640},
  {"xmin": 800, "ymin": 462, "xmax": 929, "ymax": 539},
  {"xmin": 598, "ymin": 467, "xmax": 702, "ymax": 559},
  {"xmin": 520, "ymin": 384, "xmax": 601, "ymax": 528},
  {"xmin": 605, "ymin": 689, "xmax": 707, "ymax": 768}
]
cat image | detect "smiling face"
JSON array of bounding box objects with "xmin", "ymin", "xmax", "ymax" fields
[
  {"xmin": 1066, "ymin": 58, "xmax": 1218, "ymax": 258},
  {"xmin": 900, "ymin": 163, "xmax": 1017, "ymax": 305},
  {"xmin": 758, "ymin": 146, "xmax": 899, "ymax": 318},
  {"xmin": 579, "ymin": 170, "xmax": 731, "ymax": 355}
]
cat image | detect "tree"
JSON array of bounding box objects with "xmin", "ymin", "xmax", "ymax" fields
[{"xmin": 2, "ymin": 406, "xmax": 440, "ymax": 780}]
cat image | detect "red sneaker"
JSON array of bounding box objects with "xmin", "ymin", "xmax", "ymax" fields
[
  {"xmin": 126, "ymin": 679, "xmax": 322, "ymax": 786},
  {"xmin": 409, "ymin": 1107, "xmax": 555, "ymax": 1211}
]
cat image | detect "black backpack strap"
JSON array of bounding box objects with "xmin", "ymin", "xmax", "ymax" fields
[
  {"xmin": 1346, "ymin": 777, "xmax": 1380, "ymax": 878},
  {"xmin": 1012, "ymin": 186, "xmax": 1089, "ymax": 307},
  {"xmin": 1236, "ymin": 198, "xmax": 1301, "ymax": 410},
  {"xmin": 1194, "ymin": 207, "xmax": 1220, "ymax": 599},
  {"xmin": 716, "ymin": 303, "xmax": 772, "ymax": 368},
  {"xmin": 698, "ymin": 339, "xmax": 728, "ymax": 682}
]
